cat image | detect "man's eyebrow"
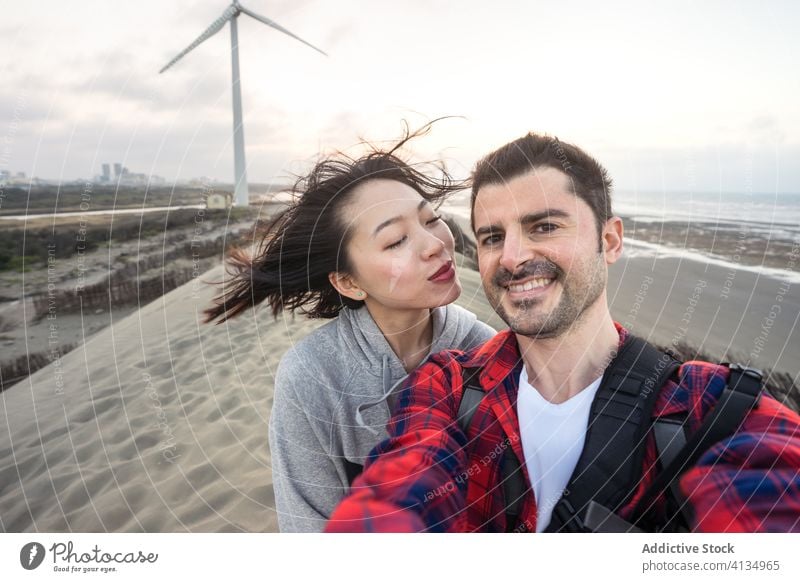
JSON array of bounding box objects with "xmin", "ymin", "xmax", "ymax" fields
[
  {"xmin": 474, "ymin": 209, "xmax": 571, "ymax": 239},
  {"xmin": 475, "ymin": 224, "xmax": 501, "ymax": 239},
  {"xmin": 520, "ymin": 209, "xmax": 570, "ymax": 225},
  {"xmin": 372, "ymin": 199, "xmax": 429, "ymax": 238}
]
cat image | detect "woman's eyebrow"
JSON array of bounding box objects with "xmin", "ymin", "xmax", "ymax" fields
[{"xmin": 372, "ymin": 199, "xmax": 428, "ymax": 238}]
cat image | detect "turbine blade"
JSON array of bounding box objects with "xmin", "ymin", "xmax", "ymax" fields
[
  {"xmin": 239, "ymin": 5, "xmax": 327, "ymax": 56},
  {"xmin": 159, "ymin": 5, "xmax": 238, "ymax": 74}
]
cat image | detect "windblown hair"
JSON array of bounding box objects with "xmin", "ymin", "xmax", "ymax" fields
[
  {"xmin": 203, "ymin": 121, "xmax": 464, "ymax": 324},
  {"xmin": 470, "ymin": 132, "xmax": 613, "ymax": 234}
]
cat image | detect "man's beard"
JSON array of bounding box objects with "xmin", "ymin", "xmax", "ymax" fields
[{"xmin": 486, "ymin": 254, "xmax": 606, "ymax": 339}]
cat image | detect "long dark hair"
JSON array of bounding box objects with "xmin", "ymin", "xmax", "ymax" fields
[{"xmin": 203, "ymin": 121, "xmax": 464, "ymax": 324}]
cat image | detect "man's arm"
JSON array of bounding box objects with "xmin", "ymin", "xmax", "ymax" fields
[
  {"xmin": 325, "ymin": 353, "xmax": 470, "ymax": 532},
  {"xmin": 678, "ymin": 364, "xmax": 800, "ymax": 532}
]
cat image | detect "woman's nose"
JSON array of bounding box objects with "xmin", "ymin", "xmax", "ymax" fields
[{"xmin": 422, "ymin": 231, "xmax": 447, "ymax": 259}]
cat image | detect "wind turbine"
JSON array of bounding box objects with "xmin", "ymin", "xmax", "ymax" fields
[{"xmin": 159, "ymin": 1, "xmax": 327, "ymax": 207}]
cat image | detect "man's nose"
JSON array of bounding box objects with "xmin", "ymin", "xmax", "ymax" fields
[{"xmin": 498, "ymin": 229, "xmax": 535, "ymax": 274}]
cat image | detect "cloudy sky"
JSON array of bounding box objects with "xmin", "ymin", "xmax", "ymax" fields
[{"xmin": 2, "ymin": 0, "xmax": 799, "ymax": 193}]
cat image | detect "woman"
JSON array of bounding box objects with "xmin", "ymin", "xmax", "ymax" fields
[{"xmin": 203, "ymin": 126, "xmax": 494, "ymax": 532}]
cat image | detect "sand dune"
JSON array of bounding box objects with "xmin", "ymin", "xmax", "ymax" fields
[
  {"xmin": 0, "ymin": 254, "xmax": 496, "ymax": 532},
  {"xmin": 1, "ymin": 263, "xmax": 315, "ymax": 532}
]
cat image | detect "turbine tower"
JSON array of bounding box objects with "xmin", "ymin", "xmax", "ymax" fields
[{"xmin": 159, "ymin": 1, "xmax": 327, "ymax": 206}]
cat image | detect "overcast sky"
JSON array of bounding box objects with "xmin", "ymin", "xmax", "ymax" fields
[{"xmin": 2, "ymin": 0, "xmax": 799, "ymax": 193}]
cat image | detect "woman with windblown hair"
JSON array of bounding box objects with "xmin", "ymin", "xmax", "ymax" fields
[{"xmin": 203, "ymin": 125, "xmax": 494, "ymax": 532}]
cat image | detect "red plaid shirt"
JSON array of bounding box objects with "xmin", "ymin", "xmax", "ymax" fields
[{"xmin": 326, "ymin": 324, "xmax": 800, "ymax": 532}]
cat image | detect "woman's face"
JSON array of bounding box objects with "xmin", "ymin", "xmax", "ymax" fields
[{"xmin": 336, "ymin": 179, "xmax": 461, "ymax": 311}]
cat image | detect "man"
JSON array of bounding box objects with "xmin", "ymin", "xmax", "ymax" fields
[{"xmin": 324, "ymin": 133, "xmax": 800, "ymax": 533}]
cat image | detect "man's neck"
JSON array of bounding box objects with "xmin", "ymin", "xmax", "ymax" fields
[{"xmin": 516, "ymin": 306, "xmax": 619, "ymax": 405}]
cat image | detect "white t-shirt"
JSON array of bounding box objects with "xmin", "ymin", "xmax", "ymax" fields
[{"xmin": 516, "ymin": 366, "xmax": 603, "ymax": 532}]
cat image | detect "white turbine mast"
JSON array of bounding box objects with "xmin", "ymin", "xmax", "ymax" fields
[{"xmin": 159, "ymin": 1, "xmax": 327, "ymax": 206}]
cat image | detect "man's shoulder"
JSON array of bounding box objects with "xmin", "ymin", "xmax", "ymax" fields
[
  {"xmin": 654, "ymin": 358, "xmax": 730, "ymax": 416},
  {"xmin": 425, "ymin": 328, "xmax": 515, "ymax": 368}
]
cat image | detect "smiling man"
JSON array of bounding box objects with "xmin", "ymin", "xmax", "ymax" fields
[{"xmin": 325, "ymin": 133, "xmax": 800, "ymax": 533}]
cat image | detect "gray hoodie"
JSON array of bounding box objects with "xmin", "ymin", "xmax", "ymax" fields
[{"xmin": 268, "ymin": 303, "xmax": 495, "ymax": 532}]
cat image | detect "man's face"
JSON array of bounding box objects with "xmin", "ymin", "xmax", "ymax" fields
[{"xmin": 472, "ymin": 167, "xmax": 619, "ymax": 338}]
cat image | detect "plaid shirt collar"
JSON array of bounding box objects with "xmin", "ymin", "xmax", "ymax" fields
[{"xmin": 461, "ymin": 322, "xmax": 631, "ymax": 388}]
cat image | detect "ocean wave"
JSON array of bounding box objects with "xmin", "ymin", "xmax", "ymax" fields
[{"xmin": 624, "ymin": 239, "xmax": 800, "ymax": 284}]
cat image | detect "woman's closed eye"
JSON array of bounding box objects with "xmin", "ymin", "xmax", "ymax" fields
[
  {"xmin": 385, "ymin": 235, "xmax": 407, "ymax": 250},
  {"xmin": 426, "ymin": 214, "xmax": 442, "ymax": 226}
]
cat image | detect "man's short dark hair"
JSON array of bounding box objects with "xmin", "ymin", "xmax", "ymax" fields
[{"xmin": 470, "ymin": 133, "xmax": 613, "ymax": 235}]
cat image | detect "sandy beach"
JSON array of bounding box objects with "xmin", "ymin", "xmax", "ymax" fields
[
  {"xmin": 1, "ymin": 217, "xmax": 798, "ymax": 532},
  {"xmin": 0, "ymin": 252, "xmax": 498, "ymax": 532},
  {"xmin": 609, "ymin": 241, "xmax": 800, "ymax": 375}
]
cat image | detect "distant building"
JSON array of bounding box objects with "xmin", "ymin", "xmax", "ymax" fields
[
  {"xmin": 206, "ymin": 192, "xmax": 233, "ymax": 210},
  {"xmin": 0, "ymin": 169, "xmax": 9, "ymax": 182},
  {"xmin": 95, "ymin": 162, "xmax": 166, "ymax": 186}
]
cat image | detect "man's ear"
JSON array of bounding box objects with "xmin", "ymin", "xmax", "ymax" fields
[
  {"xmin": 601, "ymin": 217, "xmax": 624, "ymax": 264},
  {"xmin": 328, "ymin": 272, "xmax": 367, "ymax": 301}
]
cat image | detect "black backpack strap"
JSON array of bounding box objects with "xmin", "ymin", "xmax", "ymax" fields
[
  {"xmin": 583, "ymin": 500, "xmax": 645, "ymax": 533},
  {"xmin": 344, "ymin": 459, "xmax": 363, "ymax": 487},
  {"xmin": 500, "ymin": 445, "xmax": 525, "ymax": 532},
  {"xmin": 456, "ymin": 366, "xmax": 484, "ymax": 434},
  {"xmin": 583, "ymin": 415, "xmax": 689, "ymax": 533},
  {"xmin": 457, "ymin": 365, "xmax": 526, "ymax": 532},
  {"xmin": 653, "ymin": 417, "xmax": 688, "ymax": 469},
  {"xmin": 545, "ymin": 335, "xmax": 680, "ymax": 532},
  {"xmin": 630, "ymin": 363, "xmax": 763, "ymax": 527},
  {"xmin": 657, "ymin": 415, "xmax": 698, "ymax": 527}
]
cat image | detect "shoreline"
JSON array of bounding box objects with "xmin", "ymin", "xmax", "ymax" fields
[{"xmin": 443, "ymin": 205, "xmax": 800, "ymax": 277}]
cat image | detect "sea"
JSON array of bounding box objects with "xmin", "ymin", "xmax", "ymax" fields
[
  {"xmin": 441, "ymin": 190, "xmax": 800, "ymax": 283},
  {"xmin": 444, "ymin": 190, "xmax": 800, "ymax": 234},
  {"xmin": 613, "ymin": 190, "xmax": 800, "ymax": 241}
]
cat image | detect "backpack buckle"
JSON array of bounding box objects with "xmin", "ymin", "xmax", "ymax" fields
[
  {"xmin": 725, "ymin": 363, "xmax": 764, "ymax": 404},
  {"xmin": 726, "ymin": 363, "xmax": 763, "ymax": 380},
  {"xmin": 552, "ymin": 499, "xmax": 585, "ymax": 532}
]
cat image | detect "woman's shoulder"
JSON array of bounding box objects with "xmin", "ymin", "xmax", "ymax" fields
[
  {"xmin": 275, "ymin": 318, "xmax": 342, "ymax": 381},
  {"xmin": 441, "ymin": 303, "xmax": 496, "ymax": 349}
]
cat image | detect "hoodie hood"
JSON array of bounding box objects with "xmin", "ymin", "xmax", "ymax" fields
[
  {"xmin": 269, "ymin": 299, "xmax": 495, "ymax": 531},
  {"xmin": 337, "ymin": 304, "xmax": 483, "ymax": 432}
]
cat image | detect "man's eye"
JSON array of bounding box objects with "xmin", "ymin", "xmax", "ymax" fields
[
  {"xmin": 480, "ymin": 235, "xmax": 502, "ymax": 247},
  {"xmin": 535, "ymin": 223, "xmax": 558, "ymax": 233},
  {"xmin": 386, "ymin": 236, "xmax": 407, "ymax": 250}
]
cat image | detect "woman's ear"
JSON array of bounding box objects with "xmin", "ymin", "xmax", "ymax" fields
[{"xmin": 328, "ymin": 272, "xmax": 367, "ymax": 301}]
